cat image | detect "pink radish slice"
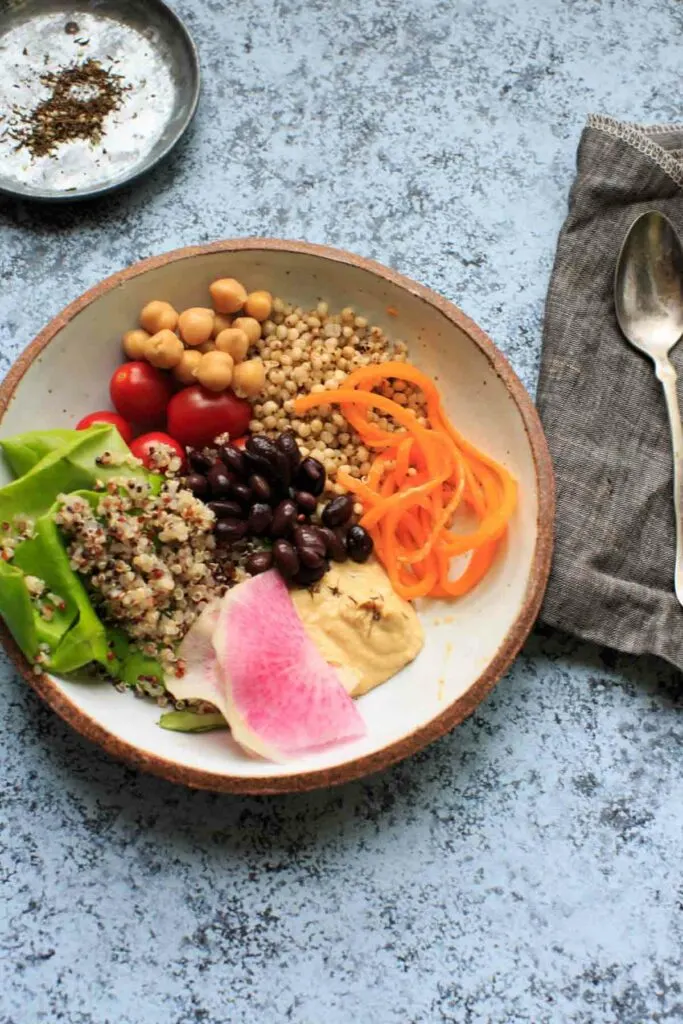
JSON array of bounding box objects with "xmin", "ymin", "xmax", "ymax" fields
[
  {"xmin": 167, "ymin": 600, "xmax": 224, "ymax": 709},
  {"xmin": 213, "ymin": 571, "xmax": 366, "ymax": 762}
]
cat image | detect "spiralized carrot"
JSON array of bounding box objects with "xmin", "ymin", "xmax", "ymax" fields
[{"xmin": 293, "ymin": 362, "xmax": 517, "ymax": 600}]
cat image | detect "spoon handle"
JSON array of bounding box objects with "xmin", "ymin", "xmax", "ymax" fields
[{"xmin": 655, "ymin": 356, "xmax": 683, "ymax": 606}]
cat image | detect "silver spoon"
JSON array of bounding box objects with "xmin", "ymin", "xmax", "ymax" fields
[{"xmin": 615, "ymin": 210, "xmax": 683, "ymax": 605}]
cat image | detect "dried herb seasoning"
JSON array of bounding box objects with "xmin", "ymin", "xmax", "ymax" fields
[{"xmin": 9, "ymin": 58, "xmax": 129, "ymax": 158}]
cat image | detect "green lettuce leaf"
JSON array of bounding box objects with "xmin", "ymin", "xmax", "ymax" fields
[
  {"xmin": 120, "ymin": 650, "xmax": 165, "ymax": 689},
  {"xmin": 158, "ymin": 710, "xmax": 227, "ymax": 733},
  {"xmin": 105, "ymin": 627, "xmax": 131, "ymax": 678},
  {"xmin": 11, "ymin": 511, "xmax": 107, "ymax": 673},
  {"xmin": 0, "ymin": 427, "xmax": 162, "ymax": 677},
  {"xmin": 0, "ymin": 559, "xmax": 38, "ymax": 662},
  {"xmin": 1, "ymin": 429, "xmax": 79, "ymax": 477},
  {"xmin": 0, "ymin": 424, "xmax": 151, "ymax": 528}
]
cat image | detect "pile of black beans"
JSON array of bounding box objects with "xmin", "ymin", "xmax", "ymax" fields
[{"xmin": 184, "ymin": 430, "xmax": 374, "ymax": 587}]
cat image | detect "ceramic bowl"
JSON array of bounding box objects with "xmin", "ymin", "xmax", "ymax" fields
[{"xmin": 0, "ymin": 239, "xmax": 554, "ymax": 793}]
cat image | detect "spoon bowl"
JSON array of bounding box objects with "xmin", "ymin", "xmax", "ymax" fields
[{"xmin": 615, "ymin": 210, "xmax": 683, "ymax": 359}]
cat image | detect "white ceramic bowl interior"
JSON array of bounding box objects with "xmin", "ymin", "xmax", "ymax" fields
[{"xmin": 0, "ymin": 245, "xmax": 546, "ymax": 786}]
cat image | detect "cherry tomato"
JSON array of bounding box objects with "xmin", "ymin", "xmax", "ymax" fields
[
  {"xmin": 167, "ymin": 385, "xmax": 252, "ymax": 449},
  {"xmin": 129, "ymin": 432, "xmax": 186, "ymax": 471},
  {"xmin": 76, "ymin": 410, "xmax": 134, "ymax": 445},
  {"xmin": 109, "ymin": 362, "xmax": 173, "ymax": 428}
]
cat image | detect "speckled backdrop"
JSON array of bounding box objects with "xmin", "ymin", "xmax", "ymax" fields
[{"xmin": 0, "ymin": 1, "xmax": 682, "ymax": 1022}]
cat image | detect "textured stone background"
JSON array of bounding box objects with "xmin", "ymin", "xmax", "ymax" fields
[{"xmin": 1, "ymin": 1, "xmax": 682, "ymax": 1022}]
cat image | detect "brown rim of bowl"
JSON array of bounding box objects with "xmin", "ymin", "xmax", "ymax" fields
[{"xmin": 0, "ymin": 237, "xmax": 555, "ymax": 795}]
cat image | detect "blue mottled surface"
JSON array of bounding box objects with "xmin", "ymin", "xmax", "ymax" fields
[{"xmin": 1, "ymin": 1, "xmax": 682, "ymax": 1021}]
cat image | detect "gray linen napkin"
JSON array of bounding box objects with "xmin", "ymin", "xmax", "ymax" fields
[{"xmin": 537, "ymin": 115, "xmax": 683, "ymax": 670}]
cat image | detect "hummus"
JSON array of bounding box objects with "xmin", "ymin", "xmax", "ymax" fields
[{"xmin": 291, "ymin": 559, "xmax": 424, "ymax": 697}]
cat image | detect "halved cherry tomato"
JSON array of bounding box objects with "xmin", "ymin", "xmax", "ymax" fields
[
  {"xmin": 129, "ymin": 432, "xmax": 186, "ymax": 471},
  {"xmin": 166, "ymin": 385, "xmax": 252, "ymax": 449},
  {"xmin": 110, "ymin": 362, "xmax": 173, "ymax": 428},
  {"xmin": 76, "ymin": 410, "xmax": 134, "ymax": 445}
]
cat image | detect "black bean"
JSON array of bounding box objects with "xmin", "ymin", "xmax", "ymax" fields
[
  {"xmin": 293, "ymin": 524, "xmax": 327, "ymax": 558},
  {"xmin": 231, "ymin": 482, "xmax": 253, "ymax": 507},
  {"xmin": 246, "ymin": 434, "xmax": 280, "ymax": 462},
  {"xmin": 298, "ymin": 545, "xmax": 326, "ymax": 570},
  {"xmin": 246, "ymin": 550, "xmax": 273, "ymax": 575},
  {"xmin": 295, "ymin": 457, "xmax": 326, "ymax": 497},
  {"xmin": 293, "ymin": 561, "xmax": 329, "ymax": 586},
  {"xmin": 244, "ymin": 435, "xmax": 279, "ymax": 470},
  {"xmin": 263, "ymin": 450, "xmax": 291, "ymax": 487},
  {"xmin": 277, "ymin": 430, "xmax": 302, "ymax": 472},
  {"xmin": 245, "ymin": 439, "xmax": 291, "ymax": 487},
  {"xmin": 347, "ymin": 524, "xmax": 373, "ymax": 563},
  {"xmin": 247, "ymin": 503, "xmax": 273, "ymax": 535},
  {"xmin": 249, "ymin": 474, "xmax": 272, "ymax": 503},
  {"xmin": 243, "ymin": 449, "xmax": 270, "ymax": 476},
  {"xmin": 188, "ymin": 449, "xmax": 213, "ymax": 473},
  {"xmin": 215, "ymin": 518, "xmax": 248, "ymax": 544},
  {"xmin": 267, "ymin": 484, "xmax": 288, "ymax": 510},
  {"xmin": 293, "ymin": 490, "xmax": 317, "ymax": 516},
  {"xmin": 274, "ymin": 450, "xmax": 292, "ymax": 487},
  {"xmin": 185, "ymin": 473, "xmax": 208, "ymax": 498},
  {"xmin": 220, "ymin": 444, "xmax": 247, "ymax": 477},
  {"xmin": 319, "ymin": 526, "xmax": 348, "ymax": 563},
  {"xmin": 207, "ymin": 500, "xmax": 245, "ymax": 520},
  {"xmin": 273, "ymin": 539, "xmax": 300, "ymax": 578},
  {"xmin": 243, "ymin": 453, "xmax": 271, "ymax": 480},
  {"xmin": 321, "ymin": 494, "xmax": 354, "ymax": 528},
  {"xmin": 270, "ymin": 499, "xmax": 298, "ymax": 538},
  {"xmin": 206, "ymin": 462, "xmax": 234, "ymax": 497}
]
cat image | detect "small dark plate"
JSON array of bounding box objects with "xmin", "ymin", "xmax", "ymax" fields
[{"xmin": 0, "ymin": 0, "xmax": 200, "ymax": 201}]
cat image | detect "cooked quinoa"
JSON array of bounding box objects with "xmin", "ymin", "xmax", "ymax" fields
[
  {"xmin": 54, "ymin": 473, "xmax": 225, "ymax": 675},
  {"xmin": 248, "ymin": 299, "xmax": 426, "ymax": 489}
]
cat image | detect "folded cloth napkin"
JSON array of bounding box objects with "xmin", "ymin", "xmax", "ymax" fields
[{"xmin": 537, "ymin": 114, "xmax": 683, "ymax": 671}]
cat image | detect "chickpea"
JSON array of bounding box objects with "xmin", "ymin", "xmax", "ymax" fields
[
  {"xmin": 140, "ymin": 300, "xmax": 178, "ymax": 334},
  {"xmin": 122, "ymin": 328, "xmax": 150, "ymax": 360},
  {"xmin": 212, "ymin": 313, "xmax": 233, "ymax": 339},
  {"xmin": 173, "ymin": 348, "xmax": 202, "ymax": 385},
  {"xmin": 178, "ymin": 307, "xmax": 214, "ymax": 346},
  {"xmin": 145, "ymin": 329, "xmax": 184, "ymax": 369},
  {"xmin": 244, "ymin": 290, "xmax": 273, "ymax": 321},
  {"xmin": 199, "ymin": 340, "xmax": 217, "ymax": 353},
  {"xmin": 209, "ymin": 278, "xmax": 247, "ymax": 314},
  {"xmin": 232, "ymin": 316, "xmax": 262, "ymax": 344},
  {"xmin": 195, "ymin": 350, "xmax": 234, "ymax": 391},
  {"xmin": 232, "ymin": 358, "xmax": 266, "ymax": 398},
  {"xmin": 215, "ymin": 327, "xmax": 249, "ymax": 363}
]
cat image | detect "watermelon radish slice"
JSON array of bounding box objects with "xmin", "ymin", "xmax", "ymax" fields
[
  {"xmin": 169, "ymin": 600, "xmax": 224, "ymax": 709},
  {"xmin": 213, "ymin": 571, "xmax": 366, "ymax": 762}
]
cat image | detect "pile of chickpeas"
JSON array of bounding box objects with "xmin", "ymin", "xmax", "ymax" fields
[{"xmin": 121, "ymin": 277, "xmax": 271, "ymax": 398}]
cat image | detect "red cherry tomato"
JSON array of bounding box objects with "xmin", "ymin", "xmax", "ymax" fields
[
  {"xmin": 109, "ymin": 362, "xmax": 173, "ymax": 428},
  {"xmin": 76, "ymin": 410, "xmax": 134, "ymax": 445},
  {"xmin": 167, "ymin": 386, "xmax": 252, "ymax": 449},
  {"xmin": 129, "ymin": 432, "xmax": 186, "ymax": 471}
]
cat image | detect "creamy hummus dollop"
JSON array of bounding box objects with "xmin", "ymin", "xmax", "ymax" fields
[{"xmin": 290, "ymin": 559, "xmax": 424, "ymax": 697}]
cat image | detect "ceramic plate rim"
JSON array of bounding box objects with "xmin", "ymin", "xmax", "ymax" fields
[{"xmin": 0, "ymin": 237, "xmax": 555, "ymax": 793}]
